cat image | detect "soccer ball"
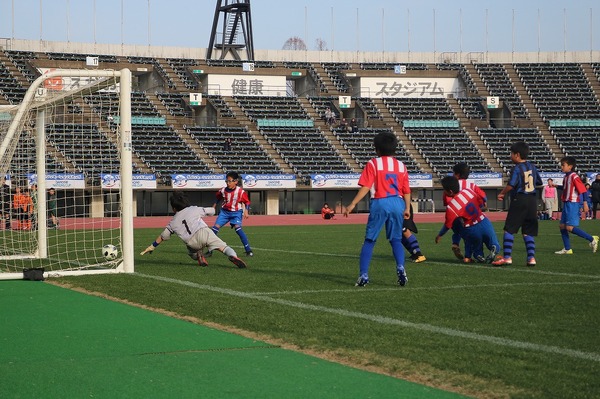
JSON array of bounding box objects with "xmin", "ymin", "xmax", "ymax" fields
[{"xmin": 102, "ymin": 244, "xmax": 118, "ymax": 261}]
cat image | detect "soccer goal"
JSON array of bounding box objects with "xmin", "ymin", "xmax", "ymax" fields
[{"xmin": 0, "ymin": 68, "xmax": 134, "ymax": 280}]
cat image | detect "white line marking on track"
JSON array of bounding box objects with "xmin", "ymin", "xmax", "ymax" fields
[{"xmin": 136, "ymin": 272, "xmax": 600, "ymax": 363}]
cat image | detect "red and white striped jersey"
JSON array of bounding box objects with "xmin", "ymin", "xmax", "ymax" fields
[
  {"xmin": 358, "ymin": 156, "xmax": 410, "ymax": 199},
  {"xmin": 216, "ymin": 186, "xmax": 250, "ymax": 211},
  {"xmin": 444, "ymin": 188, "xmax": 486, "ymax": 229},
  {"xmin": 561, "ymin": 172, "xmax": 587, "ymax": 203},
  {"xmin": 442, "ymin": 179, "xmax": 487, "ymax": 206}
]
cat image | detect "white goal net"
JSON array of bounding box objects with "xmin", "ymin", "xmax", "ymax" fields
[{"xmin": 0, "ymin": 68, "xmax": 134, "ymax": 279}]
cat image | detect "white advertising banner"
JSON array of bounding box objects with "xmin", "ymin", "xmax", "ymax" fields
[
  {"xmin": 539, "ymin": 172, "xmax": 565, "ymax": 186},
  {"xmin": 310, "ymin": 173, "xmax": 434, "ymax": 189},
  {"xmin": 242, "ymin": 174, "xmax": 297, "ymax": 189},
  {"xmin": 310, "ymin": 174, "xmax": 361, "ymax": 188},
  {"xmin": 409, "ymin": 174, "xmax": 434, "ymax": 188},
  {"xmin": 359, "ymin": 77, "xmax": 464, "ymax": 98},
  {"xmin": 466, "ymin": 172, "xmax": 504, "ymax": 188},
  {"xmin": 206, "ymin": 75, "xmax": 287, "ymax": 96},
  {"xmin": 28, "ymin": 173, "xmax": 86, "ymax": 189},
  {"xmin": 100, "ymin": 174, "xmax": 157, "ymax": 190},
  {"xmin": 171, "ymin": 174, "xmax": 226, "ymax": 190}
]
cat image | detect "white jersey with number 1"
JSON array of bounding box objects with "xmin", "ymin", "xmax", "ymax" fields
[{"xmin": 160, "ymin": 206, "xmax": 215, "ymax": 244}]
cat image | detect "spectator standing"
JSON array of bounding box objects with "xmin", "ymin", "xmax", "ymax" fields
[
  {"xmin": 324, "ymin": 108, "xmax": 335, "ymax": 126},
  {"xmin": 583, "ymin": 183, "xmax": 593, "ymax": 219},
  {"xmin": 1, "ymin": 177, "xmax": 11, "ymax": 230},
  {"xmin": 13, "ymin": 186, "xmax": 34, "ymax": 230},
  {"xmin": 48, "ymin": 187, "xmax": 59, "ymax": 228},
  {"xmin": 591, "ymin": 174, "xmax": 600, "ymax": 219},
  {"xmin": 542, "ymin": 178, "xmax": 558, "ymax": 220}
]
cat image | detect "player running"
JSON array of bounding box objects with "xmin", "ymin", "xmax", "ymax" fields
[{"xmin": 207, "ymin": 171, "xmax": 253, "ymax": 257}]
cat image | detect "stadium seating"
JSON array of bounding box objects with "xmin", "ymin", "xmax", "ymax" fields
[
  {"xmin": 476, "ymin": 127, "xmax": 559, "ymax": 172},
  {"xmin": 2, "ymin": 49, "xmax": 600, "ymax": 185},
  {"xmin": 187, "ymin": 126, "xmax": 282, "ymax": 174},
  {"xmin": 474, "ymin": 63, "xmax": 529, "ymax": 119}
]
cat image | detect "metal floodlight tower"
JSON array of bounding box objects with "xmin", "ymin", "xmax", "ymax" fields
[{"xmin": 207, "ymin": 0, "xmax": 255, "ymax": 61}]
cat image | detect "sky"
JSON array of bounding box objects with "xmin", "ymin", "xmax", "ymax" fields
[{"xmin": 0, "ymin": 0, "xmax": 598, "ymax": 54}]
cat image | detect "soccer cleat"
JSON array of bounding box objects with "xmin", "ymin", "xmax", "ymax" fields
[
  {"xmin": 355, "ymin": 275, "xmax": 369, "ymax": 287},
  {"xmin": 486, "ymin": 245, "xmax": 498, "ymax": 264},
  {"xmin": 205, "ymin": 250, "xmax": 213, "ymax": 257},
  {"xmin": 397, "ymin": 270, "xmax": 408, "ymax": 287},
  {"xmin": 451, "ymin": 244, "xmax": 463, "ymax": 260},
  {"xmin": 554, "ymin": 248, "xmax": 573, "ymax": 255},
  {"xmin": 463, "ymin": 257, "xmax": 474, "ymax": 263},
  {"xmin": 526, "ymin": 257, "xmax": 537, "ymax": 267},
  {"xmin": 228, "ymin": 256, "xmax": 247, "ymax": 269},
  {"xmin": 491, "ymin": 256, "xmax": 512, "ymax": 266},
  {"xmin": 197, "ymin": 251, "xmax": 209, "ymax": 267},
  {"xmin": 246, "ymin": 251, "xmax": 254, "ymax": 257},
  {"xmin": 475, "ymin": 255, "xmax": 486, "ymax": 263},
  {"xmin": 410, "ymin": 253, "xmax": 426, "ymax": 263},
  {"xmin": 590, "ymin": 236, "xmax": 599, "ymax": 253}
]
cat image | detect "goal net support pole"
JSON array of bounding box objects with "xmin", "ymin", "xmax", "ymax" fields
[{"xmin": 0, "ymin": 68, "xmax": 134, "ymax": 279}]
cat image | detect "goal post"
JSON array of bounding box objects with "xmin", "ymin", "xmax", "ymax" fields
[{"xmin": 0, "ymin": 68, "xmax": 134, "ymax": 280}]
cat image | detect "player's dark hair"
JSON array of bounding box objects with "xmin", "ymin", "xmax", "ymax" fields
[
  {"xmin": 226, "ymin": 171, "xmax": 239, "ymax": 180},
  {"xmin": 441, "ymin": 175, "xmax": 460, "ymax": 194},
  {"xmin": 453, "ymin": 162, "xmax": 470, "ymax": 179},
  {"xmin": 170, "ymin": 191, "xmax": 191, "ymax": 212},
  {"xmin": 373, "ymin": 131, "xmax": 397, "ymax": 156},
  {"xmin": 560, "ymin": 156, "xmax": 576, "ymax": 168},
  {"xmin": 510, "ymin": 141, "xmax": 529, "ymax": 159}
]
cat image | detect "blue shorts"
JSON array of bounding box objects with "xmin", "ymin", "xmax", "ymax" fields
[
  {"xmin": 462, "ymin": 218, "xmax": 500, "ymax": 257},
  {"xmin": 215, "ymin": 209, "xmax": 244, "ymax": 228},
  {"xmin": 560, "ymin": 202, "xmax": 581, "ymax": 227},
  {"xmin": 364, "ymin": 196, "xmax": 405, "ymax": 242}
]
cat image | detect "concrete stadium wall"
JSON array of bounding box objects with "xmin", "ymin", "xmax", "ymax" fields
[{"xmin": 2, "ymin": 38, "xmax": 598, "ymax": 64}]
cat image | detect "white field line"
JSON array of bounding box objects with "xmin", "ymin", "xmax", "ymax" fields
[
  {"xmin": 136, "ymin": 272, "xmax": 600, "ymax": 364},
  {"xmin": 241, "ymin": 246, "xmax": 600, "ymax": 280},
  {"xmin": 252, "ymin": 280, "xmax": 600, "ymax": 296}
]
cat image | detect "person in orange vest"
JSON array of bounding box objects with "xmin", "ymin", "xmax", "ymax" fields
[{"xmin": 13, "ymin": 186, "xmax": 34, "ymax": 230}]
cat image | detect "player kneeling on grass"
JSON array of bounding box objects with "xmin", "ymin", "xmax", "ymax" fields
[
  {"xmin": 435, "ymin": 176, "xmax": 500, "ymax": 263},
  {"xmin": 140, "ymin": 191, "xmax": 247, "ymax": 269}
]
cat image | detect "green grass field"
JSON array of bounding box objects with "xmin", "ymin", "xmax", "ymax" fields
[{"xmin": 57, "ymin": 220, "xmax": 600, "ymax": 399}]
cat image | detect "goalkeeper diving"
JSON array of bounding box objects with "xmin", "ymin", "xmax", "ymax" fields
[{"xmin": 141, "ymin": 191, "xmax": 247, "ymax": 269}]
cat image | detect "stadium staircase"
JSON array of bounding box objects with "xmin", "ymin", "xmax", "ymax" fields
[
  {"xmin": 504, "ymin": 64, "xmax": 562, "ymax": 163},
  {"xmin": 371, "ymin": 98, "xmax": 432, "ymax": 174},
  {"xmin": 464, "ymin": 64, "xmax": 490, "ymax": 97},
  {"xmin": 447, "ymin": 97, "xmax": 503, "ymax": 173},
  {"xmin": 296, "ymin": 96, "xmax": 361, "ymax": 172},
  {"xmin": 145, "ymin": 91, "xmax": 220, "ymax": 172},
  {"xmin": 312, "ymin": 64, "xmax": 342, "ymax": 95},
  {"xmin": 219, "ymin": 98, "xmax": 294, "ymax": 174},
  {"xmin": 582, "ymin": 63, "xmax": 600, "ymax": 95}
]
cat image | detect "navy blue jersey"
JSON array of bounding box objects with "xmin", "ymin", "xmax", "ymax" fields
[{"xmin": 508, "ymin": 161, "xmax": 542, "ymax": 199}]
